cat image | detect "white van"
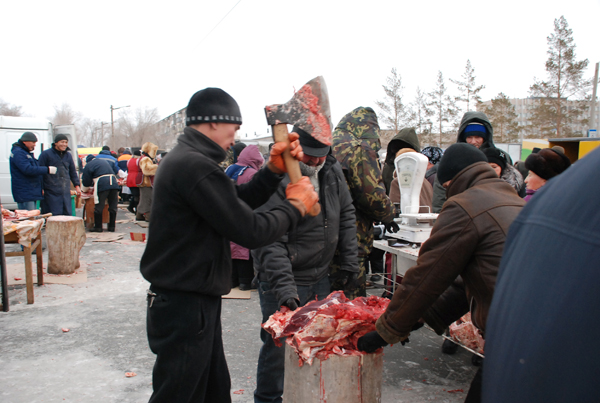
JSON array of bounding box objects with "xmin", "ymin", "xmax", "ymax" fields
[{"xmin": 0, "ymin": 116, "xmax": 78, "ymax": 209}]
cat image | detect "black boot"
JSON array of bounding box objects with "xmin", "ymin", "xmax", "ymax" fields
[
  {"xmin": 91, "ymin": 213, "xmax": 103, "ymax": 232},
  {"xmin": 442, "ymin": 338, "xmax": 459, "ymax": 354},
  {"xmin": 107, "ymin": 212, "xmax": 117, "ymax": 232}
]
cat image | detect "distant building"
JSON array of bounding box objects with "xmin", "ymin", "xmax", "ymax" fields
[{"xmin": 157, "ymin": 107, "xmax": 262, "ymax": 150}]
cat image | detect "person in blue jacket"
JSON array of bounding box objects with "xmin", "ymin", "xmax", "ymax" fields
[
  {"xmin": 482, "ymin": 147, "xmax": 598, "ymax": 403},
  {"xmin": 39, "ymin": 134, "xmax": 81, "ymax": 216},
  {"xmin": 81, "ymin": 154, "xmax": 120, "ymax": 232},
  {"xmin": 96, "ymin": 145, "xmax": 121, "ymax": 172},
  {"xmin": 9, "ymin": 132, "xmax": 57, "ymax": 210}
]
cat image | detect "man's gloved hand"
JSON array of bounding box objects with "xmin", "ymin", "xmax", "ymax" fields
[
  {"xmin": 357, "ymin": 331, "xmax": 388, "ymax": 353},
  {"xmin": 286, "ymin": 177, "xmax": 319, "ymax": 217},
  {"xmin": 282, "ymin": 298, "xmax": 299, "ymax": 311},
  {"xmin": 268, "ymin": 132, "xmax": 304, "ymax": 174},
  {"xmin": 411, "ymin": 320, "xmax": 425, "ymax": 332},
  {"xmin": 341, "ymin": 270, "xmax": 359, "ymax": 292},
  {"xmin": 48, "ymin": 166, "xmax": 57, "ymax": 174},
  {"xmin": 385, "ymin": 220, "xmax": 399, "ymax": 233}
]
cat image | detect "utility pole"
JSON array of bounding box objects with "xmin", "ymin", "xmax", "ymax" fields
[
  {"xmin": 589, "ymin": 62, "xmax": 599, "ymax": 138},
  {"xmin": 110, "ymin": 105, "xmax": 130, "ymax": 149}
]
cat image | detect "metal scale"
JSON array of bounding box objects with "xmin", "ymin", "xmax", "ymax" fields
[{"xmin": 386, "ymin": 152, "xmax": 438, "ymax": 244}]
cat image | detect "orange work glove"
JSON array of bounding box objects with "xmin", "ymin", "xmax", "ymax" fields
[
  {"xmin": 285, "ymin": 177, "xmax": 319, "ymax": 217},
  {"xmin": 268, "ymin": 132, "xmax": 304, "ymax": 174}
]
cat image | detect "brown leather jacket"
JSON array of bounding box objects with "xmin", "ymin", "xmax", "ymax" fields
[{"xmin": 376, "ymin": 162, "xmax": 525, "ymax": 344}]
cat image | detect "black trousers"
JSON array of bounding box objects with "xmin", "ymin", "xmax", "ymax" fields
[
  {"xmin": 146, "ymin": 287, "xmax": 231, "ymax": 403},
  {"xmin": 95, "ymin": 189, "xmax": 119, "ymax": 216},
  {"xmin": 231, "ymin": 257, "xmax": 254, "ymax": 286},
  {"xmin": 465, "ymin": 364, "xmax": 482, "ymax": 403}
]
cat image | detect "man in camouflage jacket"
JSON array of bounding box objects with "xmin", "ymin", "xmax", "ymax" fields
[{"xmin": 330, "ymin": 106, "xmax": 397, "ymax": 298}]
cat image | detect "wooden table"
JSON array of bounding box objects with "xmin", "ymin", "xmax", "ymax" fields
[{"xmin": 4, "ymin": 229, "xmax": 43, "ymax": 304}]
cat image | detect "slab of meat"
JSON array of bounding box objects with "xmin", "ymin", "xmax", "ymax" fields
[
  {"xmin": 449, "ymin": 312, "xmax": 485, "ymax": 355},
  {"xmin": 262, "ymin": 291, "xmax": 389, "ymax": 365}
]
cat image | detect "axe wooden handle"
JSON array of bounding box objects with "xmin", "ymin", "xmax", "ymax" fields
[{"xmin": 272, "ymin": 124, "xmax": 321, "ymax": 216}]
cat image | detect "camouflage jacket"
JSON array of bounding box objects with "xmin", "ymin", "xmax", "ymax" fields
[{"xmin": 331, "ymin": 106, "xmax": 396, "ymax": 257}]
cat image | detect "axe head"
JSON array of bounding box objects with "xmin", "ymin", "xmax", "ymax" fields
[{"xmin": 265, "ymin": 76, "xmax": 332, "ymax": 146}]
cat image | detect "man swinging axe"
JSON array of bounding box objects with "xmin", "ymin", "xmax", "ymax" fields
[{"xmin": 140, "ymin": 87, "xmax": 319, "ymax": 403}]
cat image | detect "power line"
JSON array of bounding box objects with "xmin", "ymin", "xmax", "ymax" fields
[{"xmin": 193, "ymin": 0, "xmax": 243, "ymax": 50}]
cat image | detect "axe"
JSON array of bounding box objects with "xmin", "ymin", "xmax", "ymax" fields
[{"xmin": 265, "ymin": 76, "xmax": 332, "ymax": 216}]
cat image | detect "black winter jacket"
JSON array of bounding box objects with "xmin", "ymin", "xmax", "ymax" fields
[
  {"xmin": 140, "ymin": 127, "xmax": 301, "ymax": 296},
  {"xmin": 81, "ymin": 158, "xmax": 120, "ymax": 193},
  {"xmin": 253, "ymin": 155, "xmax": 359, "ymax": 306}
]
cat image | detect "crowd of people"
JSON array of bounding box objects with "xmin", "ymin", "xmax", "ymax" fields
[
  {"xmin": 8, "ymin": 130, "xmax": 166, "ymax": 233},
  {"xmin": 8, "ymin": 86, "xmax": 594, "ymax": 403}
]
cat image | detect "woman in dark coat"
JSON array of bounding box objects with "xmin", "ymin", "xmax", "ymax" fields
[{"xmin": 38, "ymin": 134, "xmax": 81, "ymax": 216}]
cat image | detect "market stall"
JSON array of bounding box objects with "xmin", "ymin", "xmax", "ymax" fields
[{"xmin": 1, "ymin": 208, "xmax": 50, "ymax": 307}]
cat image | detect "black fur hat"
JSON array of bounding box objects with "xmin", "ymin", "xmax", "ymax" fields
[
  {"xmin": 186, "ymin": 88, "xmax": 242, "ymax": 126},
  {"xmin": 437, "ymin": 143, "xmax": 488, "ymax": 184},
  {"xmin": 525, "ymin": 148, "xmax": 571, "ymax": 180}
]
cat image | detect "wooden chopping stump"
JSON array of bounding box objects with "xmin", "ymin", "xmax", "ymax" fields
[
  {"xmin": 283, "ymin": 344, "xmax": 383, "ymax": 402},
  {"xmin": 46, "ymin": 216, "xmax": 86, "ymax": 275}
]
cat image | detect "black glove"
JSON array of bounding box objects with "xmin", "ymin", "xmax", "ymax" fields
[
  {"xmin": 357, "ymin": 331, "xmax": 388, "ymax": 353},
  {"xmin": 385, "ymin": 220, "xmax": 400, "ymax": 233},
  {"xmin": 341, "ymin": 270, "xmax": 359, "ymax": 291},
  {"xmin": 282, "ymin": 298, "xmax": 299, "ymax": 311},
  {"xmin": 411, "ymin": 321, "xmax": 424, "ymax": 331}
]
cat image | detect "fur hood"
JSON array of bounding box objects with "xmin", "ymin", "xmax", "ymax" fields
[{"xmin": 141, "ymin": 142, "xmax": 159, "ymax": 159}]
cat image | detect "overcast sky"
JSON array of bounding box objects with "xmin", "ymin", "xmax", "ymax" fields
[{"xmin": 1, "ymin": 0, "xmax": 599, "ymax": 140}]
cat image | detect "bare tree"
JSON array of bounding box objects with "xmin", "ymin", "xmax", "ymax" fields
[
  {"xmin": 375, "ymin": 68, "xmax": 409, "ymax": 132},
  {"xmin": 451, "ymin": 60, "xmax": 485, "ymax": 112},
  {"xmin": 118, "ymin": 107, "xmax": 161, "ymax": 149},
  {"xmin": 51, "ymin": 103, "xmax": 81, "ymax": 125},
  {"xmin": 0, "ymin": 99, "xmax": 23, "ymax": 116},
  {"xmin": 428, "ymin": 71, "xmax": 459, "ymax": 146},
  {"xmin": 78, "ymin": 118, "xmax": 108, "ymax": 147}
]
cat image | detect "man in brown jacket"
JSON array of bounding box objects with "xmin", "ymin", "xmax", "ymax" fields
[{"xmin": 357, "ymin": 143, "xmax": 526, "ymax": 402}]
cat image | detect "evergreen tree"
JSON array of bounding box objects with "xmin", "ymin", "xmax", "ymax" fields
[
  {"xmin": 481, "ymin": 93, "xmax": 520, "ymax": 143},
  {"xmin": 451, "ymin": 59, "xmax": 485, "ymax": 112},
  {"xmin": 409, "ymin": 87, "xmax": 433, "ymax": 146},
  {"xmin": 375, "ymin": 68, "xmax": 409, "ymax": 132},
  {"xmin": 428, "ymin": 71, "xmax": 458, "ymax": 146},
  {"xmin": 529, "ymin": 16, "xmax": 590, "ymax": 137}
]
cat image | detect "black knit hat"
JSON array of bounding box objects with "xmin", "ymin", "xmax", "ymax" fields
[
  {"xmin": 86, "ymin": 154, "xmax": 95, "ymax": 163},
  {"xmin": 482, "ymin": 147, "xmax": 507, "ymax": 174},
  {"xmin": 525, "ymin": 148, "xmax": 571, "ymax": 180},
  {"xmin": 102, "ymin": 145, "xmax": 110, "ymax": 151},
  {"xmin": 54, "ymin": 134, "xmax": 68, "ymax": 143},
  {"xmin": 437, "ymin": 143, "xmax": 488, "ymax": 184},
  {"xmin": 20, "ymin": 132, "xmax": 38, "ymax": 142},
  {"xmin": 186, "ymin": 88, "xmax": 242, "ymax": 126},
  {"xmin": 293, "ymin": 126, "xmax": 330, "ymax": 157}
]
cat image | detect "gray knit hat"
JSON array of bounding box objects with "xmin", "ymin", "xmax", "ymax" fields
[{"xmin": 20, "ymin": 132, "xmax": 38, "ymax": 142}]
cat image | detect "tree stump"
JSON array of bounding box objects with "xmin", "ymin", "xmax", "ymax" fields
[{"xmin": 46, "ymin": 216, "xmax": 86, "ymax": 275}]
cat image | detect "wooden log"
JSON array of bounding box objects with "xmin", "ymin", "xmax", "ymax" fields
[
  {"xmin": 46, "ymin": 216, "xmax": 86, "ymax": 275},
  {"xmin": 283, "ymin": 344, "xmax": 383, "ymax": 403}
]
